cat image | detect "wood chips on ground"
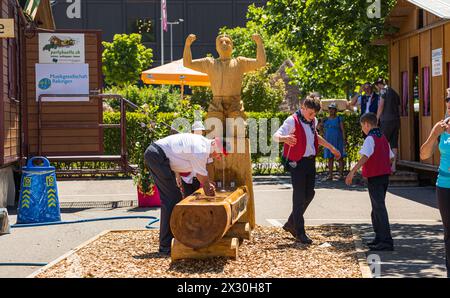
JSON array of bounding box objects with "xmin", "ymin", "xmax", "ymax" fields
[{"xmin": 36, "ymin": 225, "xmax": 362, "ymax": 278}]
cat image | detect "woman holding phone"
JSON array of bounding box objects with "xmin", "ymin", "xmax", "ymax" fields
[{"xmin": 420, "ymin": 97, "xmax": 450, "ymax": 277}]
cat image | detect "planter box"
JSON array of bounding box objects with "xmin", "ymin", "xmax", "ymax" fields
[{"xmin": 137, "ymin": 185, "xmax": 160, "ymax": 207}]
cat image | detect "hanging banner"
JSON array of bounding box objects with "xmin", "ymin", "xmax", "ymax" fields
[
  {"xmin": 39, "ymin": 33, "xmax": 85, "ymax": 63},
  {"xmin": 162, "ymin": 0, "xmax": 168, "ymax": 32},
  {"xmin": 432, "ymin": 48, "xmax": 443, "ymax": 77},
  {"xmin": 24, "ymin": 0, "xmax": 41, "ymax": 19},
  {"xmin": 35, "ymin": 63, "xmax": 89, "ymax": 102}
]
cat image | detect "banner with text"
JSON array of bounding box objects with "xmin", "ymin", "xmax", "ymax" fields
[
  {"xmin": 35, "ymin": 63, "xmax": 89, "ymax": 102},
  {"xmin": 39, "ymin": 33, "xmax": 85, "ymax": 64}
]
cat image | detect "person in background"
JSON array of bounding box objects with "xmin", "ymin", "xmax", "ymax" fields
[
  {"xmin": 421, "ymin": 108, "xmax": 450, "ymax": 277},
  {"xmin": 273, "ymin": 96, "xmax": 341, "ymax": 245},
  {"xmin": 375, "ymin": 78, "xmax": 401, "ymax": 173},
  {"xmin": 346, "ymin": 113, "xmax": 395, "ymax": 251},
  {"xmin": 349, "ymin": 83, "xmax": 380, "ymax": 116},
  {"xmin": 176, "ymin": 120, "xmax": 206, "ymax": 197},
  {"xmin": 320, "ymin": 103, "xmax": 346, "ymax": 180}
]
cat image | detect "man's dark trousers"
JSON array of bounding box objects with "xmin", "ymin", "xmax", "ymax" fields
[
  {"xmin": 144, "ymin": 143, "xmax": 182, "ymax": 250},
  {"xmin": 285, "ymin": 157, "xmax": 316, "ymax": 236},
  {"xmin": 367, "ymin": 174, "xmax": 393, "ymax": 246}
]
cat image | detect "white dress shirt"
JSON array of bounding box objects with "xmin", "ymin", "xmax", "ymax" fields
[
  {"xmin": 273, "ymin": 113, "xmax": 318, "ymax": 157},
  {"xmin": 359, "ymin": 136, "xmax": 395, "ymax": 159},
  {"xmin": 155, "ymin": 133, "xmax": 211, "ymax": 176}
]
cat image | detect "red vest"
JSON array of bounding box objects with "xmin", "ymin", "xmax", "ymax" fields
[
  {"xmin": 282, "ymin": 113, "xmax": 319, "ymax": 162},
  {"xmin": 362, "ymin": 135, "xmax": 392, "ymax": 178}
]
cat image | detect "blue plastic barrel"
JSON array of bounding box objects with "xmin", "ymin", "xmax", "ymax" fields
[{"xmin": 17, "ymin": 157, "xmax": 61, "ymax": 224}]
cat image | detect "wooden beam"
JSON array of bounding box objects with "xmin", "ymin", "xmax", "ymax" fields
[
  {"xmin": 171, "ymin": 237, "xmax": 239, "ymax": 261},
  {"xmin": 225, "ymin": 222, "xmax": 252, "ymax": 242},
  {"xmin": 170, "ymin": 187, "xmax": 248, "ymax": 249}
]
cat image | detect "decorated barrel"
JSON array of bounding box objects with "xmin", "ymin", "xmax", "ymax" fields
[
  {"xmin": 170, "ymin": 186, "xmax": 248, "ymax": 249},
  {"xmin": 17, "ymin": 157, "xmax": 61, "ymax": 224}
]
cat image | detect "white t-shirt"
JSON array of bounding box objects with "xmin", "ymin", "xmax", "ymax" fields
[
  {"xmin": 359, "ymin": 136, "xmax": 395, "ymax": 159},
  {"xmin": 181, "ymin": 172, "xmax": 195, "ymax": 184},
  {"xmin": 273, "ymin": 114, "xmax": 318, "ymax": 157},
  {"xmin": 155, "ymin": 133, "xmax": 211, "ymax": 176}
]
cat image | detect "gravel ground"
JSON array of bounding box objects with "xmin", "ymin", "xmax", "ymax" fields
[{"xmin": 36, "ymin": 225, "xmax": 362, "ymax": 278}]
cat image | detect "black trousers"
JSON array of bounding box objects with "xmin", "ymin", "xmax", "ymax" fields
[
  {"xmin": 437, "ymin": 186, "xmax": 450, "ymax": 277},
  {"xmin": 285, "ymin": 157, "xmax": 316, "ymax": 236},
  {"xmin": 367, "ymin": 175, "xmax": 393, "ymax": 246},
  {"xmin": 181, "ymin": 178, "xmax": 201, "ymax": 198},
  {"xmin": 144, "ymin": 143, "xmax": 182, "ymax": 249}
]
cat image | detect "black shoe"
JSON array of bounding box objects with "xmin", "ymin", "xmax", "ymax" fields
[
  {"xmin": 368, "ymin": 243, "xmax": 394, "ymax": 251},
  {"xmin": 159, "ymin": 247, "xmax": 171, "ymax": 255},
  {"xmin": 295, "ymin": 233, "xmax": 313, "ymax": 245},
  {"xmin": 282, "ymin": 224, "xmax": 297, "ymax": 238}
]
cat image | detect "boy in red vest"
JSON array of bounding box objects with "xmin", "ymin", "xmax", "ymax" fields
[
  {"xmin": 346, "ymin": 112, "xmax": 395, "ymax": 251},
  {"xmin": 274, "ymin": 96, "xmax": 341, "ymax": 244}
]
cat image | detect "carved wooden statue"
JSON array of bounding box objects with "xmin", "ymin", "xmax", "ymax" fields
[{"xmin": 170, "ymin": 34, "xmax": 266, "ymax": 261}]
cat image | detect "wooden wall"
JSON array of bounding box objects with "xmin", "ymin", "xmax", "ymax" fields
[
  {"xmin": 424, "ymin": 11, "xmax": 443, "ymax": 27},
  {"xmin": 1, "ymin": 0, "xmax": 20, "ymax": 167},
  {"xmin": 24, "ymin": 30, "xmax": 103, "ymax": 156},
  {"xmin": 389, "ymin": 13, "xmax": 449, "ymax": 166}
]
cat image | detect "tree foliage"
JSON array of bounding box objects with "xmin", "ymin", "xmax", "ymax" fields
[
  {"xmin": 242, "ymin": 67, "xmax": 286, "ymax": 112},
  {"xmin": 220, "ymin": 21, "xmax": 293, "ymax": 73},
  {"xmin": 102, "ymin": 34, "xmax": 153, "ymax": 86},
  {"xmin": 247, "ymin": 0, "xmax": 397, "ymax": 98}
]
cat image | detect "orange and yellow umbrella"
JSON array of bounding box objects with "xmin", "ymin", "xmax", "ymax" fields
[{"xmin": 141, "ymin": 59, "xmax": 210, "ymax": 98}]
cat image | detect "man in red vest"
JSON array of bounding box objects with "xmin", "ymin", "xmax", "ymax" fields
[
  {"xmin": 273, "ymin": 96, "xmax": 341, "ymax": 244},
  {"xmin": 346, "ymin": 113, "xmax": 395, "ymax": 251}
]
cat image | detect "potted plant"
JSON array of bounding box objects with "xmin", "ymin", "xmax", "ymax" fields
[
  {"xmin": 132, "ymin": 104, "xmax": 162, "ymax": 207},
  {"xmin": 134, "ymin": 165, "xmax": 160, "ymax": 207}
]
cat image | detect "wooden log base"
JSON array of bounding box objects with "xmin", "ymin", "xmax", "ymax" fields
[
  {"xmin": 170, "ymin": 187, "xmax": 248, "ymax": 249},
  {"xmin": 225, "ymin": 222, "xmax": 252, "ymax": 242},
  {"xmin": 171, "ymin": 237, "xmax": 239, "ymax": 261}
]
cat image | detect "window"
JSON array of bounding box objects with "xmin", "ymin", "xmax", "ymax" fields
[
  {"xmin": 418, "ymin": 9, "xmax": 424, "ymax": 29},
  {"xmin": 422, "ymin": 67, "xmax": 430, "ymax": 116},
  {"xmin": 8, "ymin": 38, "xmax": 18, "ymax": 100},
  {"xmin": 128, "ymin": 18, "xmax": 155, "ymax": 43},
  {"xmin": 401, "ymin": 71, "xmax": 409, "ymax": 116},
  {"xmin": 447, "ymin": 62, "xmax": 450, "ymax": 89}
]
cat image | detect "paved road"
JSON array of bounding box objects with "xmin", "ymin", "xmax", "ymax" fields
[{"xmin": 0, "ymin": 177, "xmax": 446, "ymax": 278}]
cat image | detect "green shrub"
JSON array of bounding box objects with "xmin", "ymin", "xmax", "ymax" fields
[
  {"xmin": 189, "ymin": 86, "xmax": 213, "ymax": 110},
  {"xmin": 104, "ymin": 85, "xmax": 181, "ymax": 112},
  {"xmin": 103, "ymin": 110, "xmax": 364, "ymax": 175},
  {"xmin": 102, "ymin": 33, "xmax": 153, "ymax": 86},
  {"xmin": 242, "ymin": 68, "xmax": 286, "ymax": 112}
]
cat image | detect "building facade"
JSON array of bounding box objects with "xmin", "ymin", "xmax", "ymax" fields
[
  {"xmin": 386, "ymin": 0, "xmax": 450, "ymax": 170},
  {"xmin": 51, "ymin": 0, "xmax": 266, "ymax": 64}
]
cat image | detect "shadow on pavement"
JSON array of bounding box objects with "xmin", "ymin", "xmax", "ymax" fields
[
  {"xmin": 387, "ymin": 187, "xmax": 437, "ymax": 209},
  {"xmin": 351, "ymin": 223, "xmax": 446, "ymax": 278}
]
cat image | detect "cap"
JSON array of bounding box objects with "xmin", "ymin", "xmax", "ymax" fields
[
  {"xmin": 192, "ymin": 120, "xmax": 205, "ymax": 131},
  {"xmin": 328, "ymin": 102, "xmax": 337, "ymax": 110}
]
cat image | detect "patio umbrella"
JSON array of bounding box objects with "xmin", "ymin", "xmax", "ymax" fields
[{"xmin": 141, "ymin": 59, "xmax": 210, "ymax": 98}]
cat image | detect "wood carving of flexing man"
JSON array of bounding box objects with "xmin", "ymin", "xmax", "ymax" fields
[{"xmin": 183, "ymin": 33, "xmax": 266, "ymax": 122}]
